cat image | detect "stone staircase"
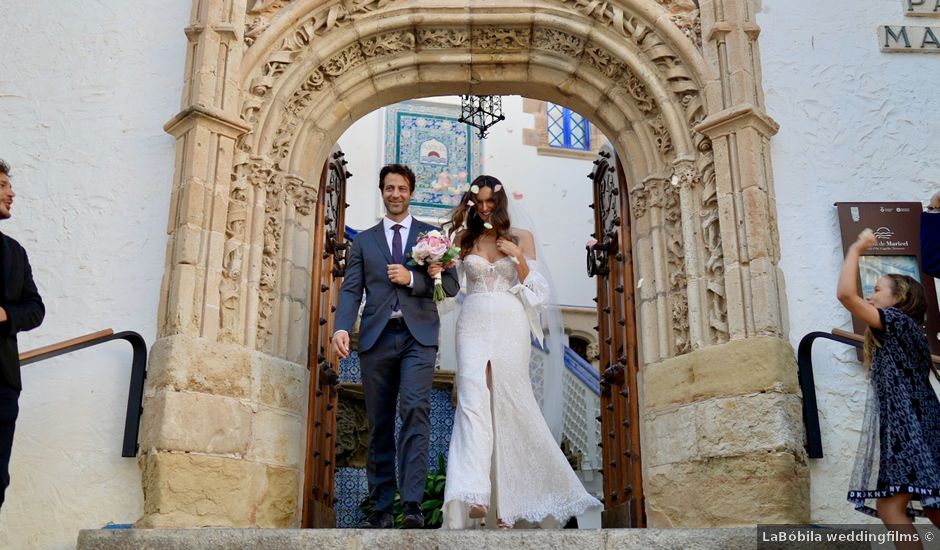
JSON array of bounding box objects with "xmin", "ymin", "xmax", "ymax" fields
[{"xmin": 78, "ymin": 528, "xmax": 759, "ymax": 549}]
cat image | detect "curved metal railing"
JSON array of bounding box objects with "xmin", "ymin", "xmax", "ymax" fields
[
  {"xmin": 797, "ymin": 328, "xmax": 940, "ymax": 459},
  {"xmin": 20, "ymin": 329, "xmax": 147, "ymax": 457}
]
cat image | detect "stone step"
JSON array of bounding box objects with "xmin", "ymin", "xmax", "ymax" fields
[{"xmin": 78, "ymin": 528, "xmax": 757, "ymax": 549}]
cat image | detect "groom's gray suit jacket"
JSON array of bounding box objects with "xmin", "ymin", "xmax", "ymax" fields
[{"xmin": 334, "ymin": 219, "xmax": 460, "ymax": 352}]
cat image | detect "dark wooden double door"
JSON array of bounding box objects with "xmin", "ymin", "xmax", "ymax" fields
[{"xmin": 302, "ymin": 145, "xmax": 644, "ymax": 528}]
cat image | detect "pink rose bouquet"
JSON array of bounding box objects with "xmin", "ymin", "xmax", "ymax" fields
[{"xmin": 409, "ymin": 230, "xmax": 460, "ymax": 301}]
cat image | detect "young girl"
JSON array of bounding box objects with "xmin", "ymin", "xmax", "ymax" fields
[{"xmin": 838, "ymin": 229, "xmax": 940, "ymax": 533}]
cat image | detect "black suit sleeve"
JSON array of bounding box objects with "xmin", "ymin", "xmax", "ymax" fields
[
  {"xmin": 441, "ymin": 265, "xmax": 459, "ymax": 297},
  {"xmin": 1, "ymin": 248, "xmax": 45, "ymax": 336},
  {"xmin": 410, "ymin": 261, "xmax": 459, "ymax": 298}
]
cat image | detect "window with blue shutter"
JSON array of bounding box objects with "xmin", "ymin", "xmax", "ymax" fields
[{"xmin": 547, "ymin": 103, "xmax": 590, "ymax": 151}]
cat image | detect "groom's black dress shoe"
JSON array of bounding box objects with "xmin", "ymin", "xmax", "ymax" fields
[
  {"xmin": 358, "ymin": 511, "xmax": 394, "ymax": 529},
  {"xmin": 401, "ymin": 502, "xmax": 425, "ymax": 529}
]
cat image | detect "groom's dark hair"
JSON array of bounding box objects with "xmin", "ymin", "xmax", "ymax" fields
[{"xmin": 379, "ymin": 164, "xmax": 416, "ymax": 192}]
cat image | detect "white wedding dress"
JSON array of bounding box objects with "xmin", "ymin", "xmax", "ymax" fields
[{"xmin": 441, "ymin": 254, "xmax": 601, "ymax": 529}]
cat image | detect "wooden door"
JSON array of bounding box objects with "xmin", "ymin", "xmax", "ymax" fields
[
  {"xmin": 587, "ymin": 146, "xmax": 645, "ymax": 528},
  {"xmin": 302, "ymin": 146, "xmax": 350, "ymax": 527}
]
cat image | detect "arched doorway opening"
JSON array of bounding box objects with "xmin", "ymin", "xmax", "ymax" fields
[{"xmin": 141, "ymin": 0, "xmax": 805, "ymax": 529}]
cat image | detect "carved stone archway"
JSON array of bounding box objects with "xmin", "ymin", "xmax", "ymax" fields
[{"xmin": 139, "ymin": 0, "xmax": 807, "ymax": 528}]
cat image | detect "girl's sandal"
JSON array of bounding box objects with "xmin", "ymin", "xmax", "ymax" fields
[{"xmin": 497, "ymin": 518, "xmax": 513, "ymax": 529}]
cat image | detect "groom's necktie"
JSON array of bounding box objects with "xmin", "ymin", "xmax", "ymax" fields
[
  {"xmin": 391, "ymin": 224, "xmax": 404, "ymax": 312},
  {"xmin": 391, "ymin": 224, "xmax": 404, "ymax": 264}
]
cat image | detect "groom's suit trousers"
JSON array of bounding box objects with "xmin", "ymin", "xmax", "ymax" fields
[{"xmin": 359, "ymin": 318, "xmax": 437, "ymax": 512}]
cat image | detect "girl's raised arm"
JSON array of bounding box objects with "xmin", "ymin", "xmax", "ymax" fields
[{"xmin": 837, "ymin": 229, "xmax": 882, "ymax": 330}]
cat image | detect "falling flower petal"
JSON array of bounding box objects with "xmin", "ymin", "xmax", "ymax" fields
[
  {"xmin": 586, "ymin": 238, "xmax": 598, "ymax": 249},
  {"xmin": 637, "ymin": 278, "xmax": 644, "ymax": 289},
  {"xmin": 494, "ymin": 184, "xmax": 502, "ymax": 192},
  {"xmin": 512, "ymin": 192, "xmax": 524, "ymax": 200},
  {"xmin": 483, "ymin": 222, "xmax": 493, "ymax": 229},
  {"xmin": 470, "ymin": 184, "xmax": 480, "ymax": 194},
  {"xmin": 467, "ymin": 200, "xmax": 475, "ymax": 207}
]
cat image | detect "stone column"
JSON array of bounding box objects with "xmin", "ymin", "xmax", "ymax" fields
[
  {"xmin": 138, "ymin": 0, "xmax": 308, "ymax": 528},
  {"xmin": 638, "ymin": 0, "xmax": 809, "ymax": 526}
]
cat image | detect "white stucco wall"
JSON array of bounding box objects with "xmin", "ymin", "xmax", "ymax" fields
[
  {"xmin": 339, "ymin": 95, "xmax": 599, "ymax": 309},
  {"xmin": 5, "ymin": 0, "xmax": 935, "ymax": 542},
  {"xmin": 0, "ymin": 1, "xmax": 190, "ymax": 548},
  {"xmin": 760, "ymin": 0, "xmax": 940, "ymax": 523}
]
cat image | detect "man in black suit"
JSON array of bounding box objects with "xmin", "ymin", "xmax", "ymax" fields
[
  {"xmin": 0, "ymin": 159, "xmax": 45, "ymax": 511},
  {"xmin": 332, "ymin": 164, "xmax": 458, "ymax": 529}
]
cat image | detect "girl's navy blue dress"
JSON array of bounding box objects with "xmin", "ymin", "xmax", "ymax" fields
[{"xmin": 848, "ymin": 307, "xmax": 940, "ymax": 517}]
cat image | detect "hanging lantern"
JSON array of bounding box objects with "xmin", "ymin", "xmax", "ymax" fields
[{"xmin": 458, "ymin": 95, "xmax": 506, "ymax": 139}]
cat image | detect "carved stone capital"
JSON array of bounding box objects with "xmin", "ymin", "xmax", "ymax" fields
[
  {"xmin": 695, "ymin": 103, "xmax": 780, "ymax": 139},
  {"xmin": 285, "ymin": 174, "xmax": 319, "ymax": 216},
  {"xmin": 646, "ymin": 177, "xmax": 669, "ymax": 209},
  {"xmin": 630, "ymin": 183, "xmax": 651, "ymax": 221},
  {"xmin": 670, "ymin": 160, "xmax": 699, "ymax": 190},
  {"xmin": 164, "ymin": 104, "xmax": 251, "ymax": 139}
]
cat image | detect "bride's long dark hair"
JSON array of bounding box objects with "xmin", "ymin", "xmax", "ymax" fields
[{"xmin": 443, "ymin": 175, "xmax": 515, "ymax": 258}]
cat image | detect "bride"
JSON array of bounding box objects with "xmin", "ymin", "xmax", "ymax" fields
[{"xmin": 429, "ymin": 175, "xmax": 601, "ymax": 529}]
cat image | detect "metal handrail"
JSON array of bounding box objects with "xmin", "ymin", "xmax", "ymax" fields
[
  {"xmin": 19, "ymin": 329, "xmax": 147, "ymax": 458},
  {"xmin": 797, "ymin": 328, "xmax": 940, "ymax": 460}
]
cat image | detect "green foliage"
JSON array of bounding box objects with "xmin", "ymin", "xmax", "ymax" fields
[{"xmin": 358, "ymin": 454, "xmax": 447, "ymax": 528}]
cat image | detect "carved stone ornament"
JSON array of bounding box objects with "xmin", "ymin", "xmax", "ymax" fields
[
  {"xmin": 630, "ymin": 183, "xmax": 650, "ymax": 221},
  {"xmin": 418, "ymin": 28, "xmax": 470, "ymax": 49},
  {"xmin": 472, "ymin": 27, "xmax": 531, "ymax": 50},
  {"xmin": 335, "ymin": 395, "xmax": 370, "ymax": 468},
  {"xmin": 246, "ymin": 0, "xmax": 295, "ymax": 46},
  {"xmin": 257, "ymin": 169, "xmax": 284, "ymax": 348},
  {"xmin": 698, "ymin": 146, "xmax": 729, "ymax": 344},
  {"xmin": 651, "ymin": 115, "xmax": 674, "ymax": 155},
  {"xmin": 663, "ymin": 171, "xmax": 689, "ymax": 355},
  {"xmin": 285, "ymin": 174, "xmax": 319, "ymax": 216},
  {"xmin": 533, "ymin": 27, "xmax": 585, "ymax": 57}
]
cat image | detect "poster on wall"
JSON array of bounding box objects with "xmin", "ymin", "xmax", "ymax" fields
[
  {"xmin": 836, "ymin": 202, "xmax": 940, "ymax": 356},
  {"xmin": 385, "ymin": 100, "xmax": 483, "ymax": 222}
]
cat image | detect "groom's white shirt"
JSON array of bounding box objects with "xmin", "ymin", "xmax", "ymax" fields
[{"xmin": 334, "ymin": 214, "xmax": 414, "ymax": 337}]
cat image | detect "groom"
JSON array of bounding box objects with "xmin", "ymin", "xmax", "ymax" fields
[{"xmin": 332, "ymin": 163, "xmax": 459, "ymax": 529}]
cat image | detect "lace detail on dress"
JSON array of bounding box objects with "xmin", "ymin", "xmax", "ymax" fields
[
  {"xmin": 500, "ymin": 494, "xmax": 601, "ymax": 526},
  {"xmin": 442, "ymin": 254, "xmax": 602, "ymax": 530},
  {"xmin": 463, "ymin": 255, "xmax": 519, "ymax": 294}
]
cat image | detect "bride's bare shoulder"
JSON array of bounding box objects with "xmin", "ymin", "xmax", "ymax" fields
[{"xmin": 510, "ymin": 227, "xmax": 534, "ymax": 243}]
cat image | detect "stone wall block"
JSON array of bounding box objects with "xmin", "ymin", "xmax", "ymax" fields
[
  {"xmin": 166, "ymin": 264, "xmax": 198, "ymax": 335},
  {"xmin": 137, "ymin": 452, "xmax": 262, "ymax": 528},
  {"xmin": 247, "ymin": 407, "xmax": 305, "ymax": 467},
  {"xmin": 645, "ymin": 452, "xmax": 810, "ymax": 527},
  {"xmin": 722, "ymin": 263, "xmax": 747, "ymax": 340},
  {"xmin": 177, "ymin": 176, "xmax": 209, "ymax": 230},
  {"xmin": 147, "ymin": 335, "xmax": 252, "ymax": 399},
  {"xmin": 252, "ymin": 353, "xmax": 308, "ymax": 413},
  {"xmin": 254, "ymin": 465, "xmax": 301, "ymax": 528},
  {"xmin": 173, "ymin": 224, "xmax": 205, "ymax": 266},
  {"xmin": 141, "ymin": 390, "xmax": 252, "ymax": 455},
  {"xmin": 741, "ymin": 186, "xmax": 771, "ymax": 260},
  {"xmin": 694, "ymin": 393, "xmax": 804, "ymax": 458},
  {"xmin": 289, "ymin": 266, "xmax": 308, "ymax": 302},
  {"xmin": 644, "ymin": 406, "xmax": 699, "ymax": 466},
  {"xmin": 746, "ymin": 256, "xmax": 782, "ymax": 335},
  {"xmin": 286, "ymin": 300, "xmax": 308, "ymax": 365},
  {"xmin": 643, "ymin": 336, "xmax": 799, "ymax": 411},
  {"xmin": 645, "ymin": 393, "xmax": 805, "ymax": 468},
  {"xmin": 734, "ymin": 127, "xmax": 765, "ymax": 190},
  {"xmin": 373, "ymin": 65, "xmax": 422, "ymax": 95}
]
